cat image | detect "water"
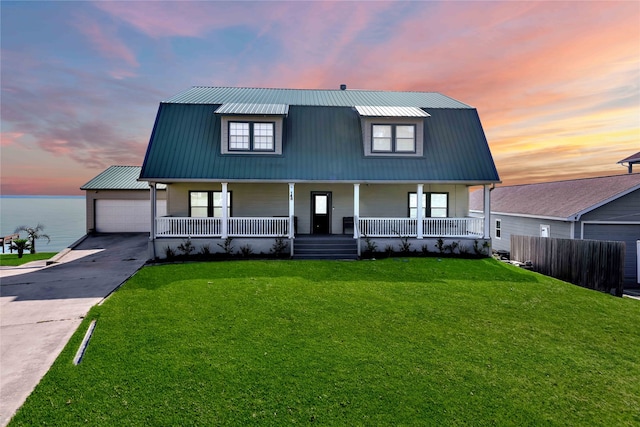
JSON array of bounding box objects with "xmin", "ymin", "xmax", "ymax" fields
[{"xmin": 0, "ymin": 196, "xmax": 86, "ymax": 253}]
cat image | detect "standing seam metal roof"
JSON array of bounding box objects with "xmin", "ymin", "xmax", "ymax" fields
[
  {"xmin": 81, "ymin": 166, "xmax": 148, "ymax": 190},
  {"xmin": 139, "ymin": 103, "xmax": 500, "ymax": 183},
  {"xmin": 164, "ymin": 86, "xmax": 472, "ymax": 109}
]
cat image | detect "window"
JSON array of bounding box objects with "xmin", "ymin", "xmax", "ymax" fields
[
  {"xmin": 372, "ymin": 124, "xmax": 416, "ymax": 153},
  {"xmin": 495, "ymin": 219, "xmax": 501, "ymax": 239},
  {"xmin": 228, "ymin": 121, "xmax": 274, "ymax": 151},
  {"xmin": 409, "ymin": 192, "xmax": 448, "ymax": 218},
  {"xmin": 540, "ymin": 224, "xmax": 550, "ymax": 238},
  {"xmin": 190, "ymin": 191, "xmax": 231, "ymax": 217}
]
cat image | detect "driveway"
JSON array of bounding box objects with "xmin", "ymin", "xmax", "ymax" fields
[{"xmin": 0, "ymin": 233, "xmax": 149, "ymax": 426}]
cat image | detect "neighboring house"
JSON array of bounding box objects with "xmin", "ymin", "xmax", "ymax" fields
[
  {"xmin": 138, "ymin": 86, "xmax": 500, "ymax": 258},
  {"xmin": 81, "ymin": 166, "xmax": 166, "ymax": 233},
  {"xmin": 470, "ymin": 173, "xmax": 640, "ymax": 286},
  {"xmin": 618, "ymin": 151, "xmax": 640, "ymax": 174}
]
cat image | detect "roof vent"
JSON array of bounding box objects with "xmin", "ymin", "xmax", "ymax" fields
[{"xmin": 340, "ymin": 84, "xmax": 347, "ymax": 90}]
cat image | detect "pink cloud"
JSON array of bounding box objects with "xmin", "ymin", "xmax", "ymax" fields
[
  {"xmin": 73, "ymin": 13, "xmax": 139, "ymax": 70},
  {"xmin": 0, "ymin": 132, "xmax": 25, "ymax": 147}
]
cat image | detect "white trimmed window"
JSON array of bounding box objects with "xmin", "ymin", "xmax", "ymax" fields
[
  {"xmin": 495, "ymin": 219, "xmax": 501, "ymax": 239},
  {"xmin": 372, "ymin": 124, "xmax": 416, "ymax": 153},
  {"xmin": 229, "ymin": 121, "xmax": 274, "ymax": 151}
]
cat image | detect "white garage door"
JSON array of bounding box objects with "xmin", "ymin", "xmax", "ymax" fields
[{"xmin": 96, "ymin": 200, "xmax": 167, "ymax": 233}]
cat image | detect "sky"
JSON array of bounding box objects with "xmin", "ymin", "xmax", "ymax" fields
[{"xmin": 1, "ymin": 1, "xmax": 638, "ymax": 195}]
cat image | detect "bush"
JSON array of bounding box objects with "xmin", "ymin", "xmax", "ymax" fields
[
  {"xmin": 217, "ymin": 237, "xmax": 235, "ymax": 256},
  {"xmin": 271, "ymin": 237, "xmax": 288, "ymax": 257}
]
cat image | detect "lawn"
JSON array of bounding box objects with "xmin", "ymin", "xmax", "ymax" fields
[
  {"xmin": 0, "ymin": 252, "xmax": 56, "ymax": 266},
  {"xmin": 9, "ymin": 258, "xmax": 640, "ymax": 426}
]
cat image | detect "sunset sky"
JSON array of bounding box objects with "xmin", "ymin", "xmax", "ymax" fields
[{"xmin": 1, "ymin": 1, "xmax": 638, "ymax": 195}]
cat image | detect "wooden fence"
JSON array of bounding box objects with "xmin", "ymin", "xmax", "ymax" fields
[{"xmin": 510, "ymin": 235, "xmax": 625, "ymax": 296}]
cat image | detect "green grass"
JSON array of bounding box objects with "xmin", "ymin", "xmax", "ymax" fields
[
  {"xmin": 10, "ymin": 258, "xmax": 640, "ymax": 426},
  {"xmin": 0, "ymin": 252, "xmax": 56, "ymax": 266}
]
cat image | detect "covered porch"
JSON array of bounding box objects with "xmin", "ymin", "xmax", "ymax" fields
[{"xmin": 148, "ymin": 182, "xmax": 492, "ymax": 241}]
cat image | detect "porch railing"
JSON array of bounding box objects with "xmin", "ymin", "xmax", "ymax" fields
[
  {"xmin": 155, "ymin": 216, "xmax": 289, "ymax": 238},
  {"xmin": 358, "ymin": 217, "xmax": 484, "ymax": 238},
  {"xmin": 228, "ymin": 217, "xmax": 289, "ymax": 237}
]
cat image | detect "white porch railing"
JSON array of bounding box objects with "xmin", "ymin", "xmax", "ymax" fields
[
  {"xmin": 228, "ymin": 217, "xmax": 289, "ymax": 237},
  {"xmin": 155, "ymin": 217, "xmax": 289, "ymax": 238},
  {"xmin": 358, "ymin": 217, "xmax": 484, "ymax": 238}
]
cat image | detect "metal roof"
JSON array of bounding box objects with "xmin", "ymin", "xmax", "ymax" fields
[
  {"xmin": 81, "ymin": 166, "xmax": 148, "ymax": 190},
  {"xmin": 81, "ymin": 166, "xmax": 167, "ymax": 190},
  {"xmin": 140, "ymin": 103, "xmax": 500, "ymax": 183},
  {"xmin": 214, "ymin": 103, "xmax": 289, "ymax": 116},
  {"xmin": 164, "ymin": 86, "xmax": 472, "ymax": 109},
  {"xmin": 355, "ymin": 106, "xmax": 430, "ymax": 117},
  {"xmin": 469, "ymin": 173, "xmax": 640, "ymax": 219}
]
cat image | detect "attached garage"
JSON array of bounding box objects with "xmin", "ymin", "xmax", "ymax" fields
[
  {"xmin": 95, "ymin": 199, "xmax": 167, "ymax": 232},
  {"xmin": 81, "ymin": 166, "xmax": 167, "ymax": 234}
]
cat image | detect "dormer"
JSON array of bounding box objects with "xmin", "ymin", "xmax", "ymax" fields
[
  {"xmin": 215, "ymin": 103, "xmax": 289, "ymax": 155},
  {"xmin": 355, "ymin": 106, "xmax": 429, "ymax": 157}
]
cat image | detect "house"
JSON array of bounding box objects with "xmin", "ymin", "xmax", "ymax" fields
[
  {"xmin": 138, "ymin": 86, "xmax": 500, "ymax": 258},
  {"xmin": 81, "ymin": 166, "xmax": 166, "ymax": 233},
  {"xmin": 618, "ymin": 151, "xmax": 640, "ymax": 174},
  {"xmin": 469, "ymin": 173, "xmax": 640, "ymax": 287}
]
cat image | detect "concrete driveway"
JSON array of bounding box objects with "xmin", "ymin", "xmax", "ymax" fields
[{"xmin": 0, "ymin": 233, "xmax": 149, "ymax": 426}]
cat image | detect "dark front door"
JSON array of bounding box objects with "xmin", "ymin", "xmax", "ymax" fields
[{"xmin": 311, "ymin": 192, "xmax": 331, "ymax": 234}]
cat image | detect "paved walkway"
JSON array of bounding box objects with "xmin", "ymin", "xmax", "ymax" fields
[{"xmin": 0, "ymin": 234, "xmax": 149, "ymax": 426}]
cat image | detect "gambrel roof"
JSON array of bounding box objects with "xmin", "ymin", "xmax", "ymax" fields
[
  {"xmin": 140, "ymin": 86, "xmax": 500, "ymax": 184},
  {"xmin": 470, "ymin": 173, "xmax": 640, "ymax": 220}
]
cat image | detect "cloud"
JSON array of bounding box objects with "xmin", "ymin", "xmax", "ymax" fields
[{"xmin": 0, "ymin": 132, "xmax": 25, "ymax": 147}]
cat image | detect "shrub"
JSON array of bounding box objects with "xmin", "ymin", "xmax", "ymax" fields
[
  {"xmin": 363, "ymin": 235, "xmax": 377, "ymax": 253},
  {"xmin": 271, "ymin": 237, "xmax": 289, "ymax": 257},
  {"xmin": 239, "ymin": 244, "xmax": 253, "ymax": 257},
  {"xmin": 398, "ymin": 235, "xmax": 412, "ymax": 254},
  {"xmin": 217, "ymin": 237, "xmax": 235, "ymax": 256},
  {"xmin": 177, "ymin": 238, "xmax": 195, "ymax": 256},
  {"xmin": 435, "ymin": 238, "xmax": 446, "ymax": 254},
  {"xmin": 473, "ymin": 240, "xmax": 491, "ymax": 257},
  {"xmin": 199, "ymin": 244, "xmax": 211, "ymax": 257},
  {"xmin": 164, "ymin": 246, "xmax": 176, "ymax": 260}
]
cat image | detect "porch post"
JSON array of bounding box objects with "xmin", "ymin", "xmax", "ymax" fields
[
  {"xmin": 288, "ymin": 183, "xmax": 295, "ymax": 239},
  {"xmin": 149, "ymin": 182, "xmax": 157, "ymax": 260},
  {"xmin": 149, "ymin": 182, "xmax": 157, "ymax": 239},
  {"xmin": 353, "ymin": 183, "xmax": 360, "ymax": 239},
  {"xmin": 221, "ymin": 182, "xmax": 228, "ymax": 238},
  {"xmin": 483, "ymin": 184, "xmax": 491, "ymax": 239},
  {"xmin": 416, "ymin": 184, "xmax": 424, "ymax": 239}
]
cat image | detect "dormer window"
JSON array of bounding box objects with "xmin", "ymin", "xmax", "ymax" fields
[
  {"xmin": 356, "ymin": 106, "xmax": 428, "ymax": 157},
  {"xmin": 372, "ymin": 124, "xmax": 416, "ymax": 153},
  {"xmin": 216, "ymin": 103, "xmax": 287, "ymax": 156},
  {"xmin": 229, "ymin": 121, "xmax": 275, "ymax": 151}
]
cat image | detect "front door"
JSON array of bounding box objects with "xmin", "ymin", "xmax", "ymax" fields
[{"xmin": 311, "ymin": 192, "xmax": 331, "ymax": 234}]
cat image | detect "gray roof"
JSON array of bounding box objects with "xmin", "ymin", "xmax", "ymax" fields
[
  {"xmin": 165, "ymin": 86, "xmax": 472, "ymax": 109},
  {"xmin": 470, "ymin": 173, "xmax": 640, "ymax": 220},
  {"xmin": 81, "ymin": 166, "xmax": 166, "ymax": 190},
  {"xmin": 618, "ymin": 152, "xmax": 640, "ymax": 164}
]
